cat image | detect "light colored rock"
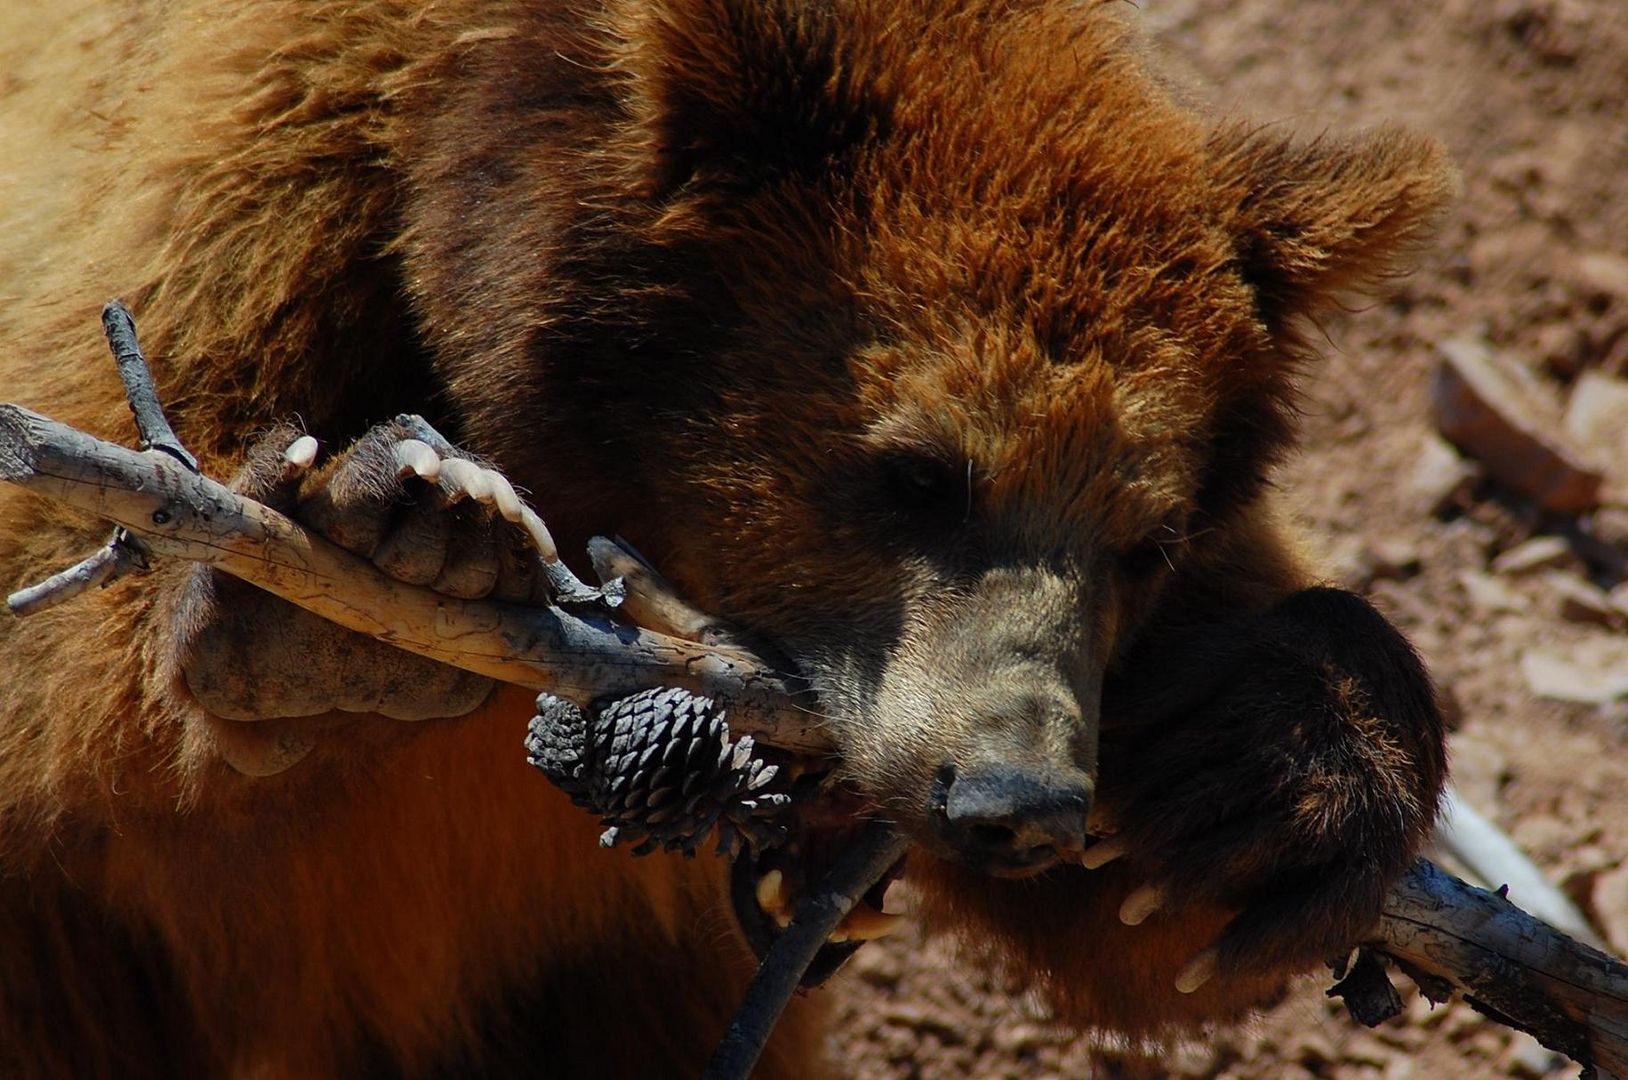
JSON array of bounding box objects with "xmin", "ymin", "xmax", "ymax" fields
[
  {"xmin": 1541, "ymin": 571, "xmax": 1619, "ymax": 627},
  {"xmin": 1573, "ymin": 250, "xmax": 1628, "ymax": 302},
  {"xmin": 1447, "ymin": 731, "xmax": 1508, "ymax": 813},
  {"xmin": 1591, "ymin": 861, "xmax": 1628, "ymax": 956},
  {"xmin": 1491, "ymin": 536, "xmax": 1574, "ymax": 575},
  {"xmin": 1590, "ymin": 505, "xmax": 1628, "ymax": 549},
  {"xmin": 1503, "ymin": 1032, "xmax": 1565, "ymax": 1078},
  {"xmin": 1364, "ymin": 538, "xmax": 1422, "ymax": 582},
  {"xmin": 1432, "ymin": 337, "xmax": 1603, "ymax": 512},
  {"xmin": 1562, "ymin": 370, "xmax": 1628, "ymax": 472},
  {"xmin": 1409, "ymin": 435, "xmax": 1482, "ymax": 515},
  {"xmin": 1520, "ymin": 640, "xmax": 1628, "ymax": 704},
  {"xmin": 1458, "ymin": 569, "xmax": 1531, "ymax": 615}
]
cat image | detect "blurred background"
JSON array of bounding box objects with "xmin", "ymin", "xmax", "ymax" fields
[{"xmin": 828, "ymin": 1, "xmax": 1628, "ymax": 1076}]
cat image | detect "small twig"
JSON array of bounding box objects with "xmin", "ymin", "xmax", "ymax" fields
[
  {"xmin": 101, "ymin": 301, "xmax": 198, "ymax": 472},
  {"xmin": 4, "ymin": 529, "xmax": 150, "ymax": 616},
  {"xmin": 704, "ymin": 821, "xmax": 910, "ymax": 1080}
]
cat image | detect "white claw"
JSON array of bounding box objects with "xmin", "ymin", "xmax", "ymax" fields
[
  {"xmin": 283, "ymin": 435, "xmax": 319, "ymax": 470},
  {"xmin": 394, "ymin": 439, "xmax": 442, "ymax": 482},
  {"xmin": 484, "ymin": 470, "xmax": 526, "ymax": 523},
  {"xmin": 1175, "ymin": 947, "xmax": 1219, "ymax": 994},
  {"xmin": 518, "ymin": 506, "xmax": 561, "ymax": 563},
  {"xmin": 438, "ymin": 458, "xmax": 492, "ymax": 503},
  {"xmin": 828, "ymin": 903, "xmax": 904, "ymax": 943},
  {"xmin": 1080, "ymin": 835, "xmax": 1127, "ymax": 869},
  {"xmin": 1118, "ymin": 883, "xmax": 1165, "ymax": 926}
]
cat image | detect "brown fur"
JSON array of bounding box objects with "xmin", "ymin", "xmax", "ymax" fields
[{"xmin": 0, "ymin": 0, "xmax": 1454, "ymax": 1074}]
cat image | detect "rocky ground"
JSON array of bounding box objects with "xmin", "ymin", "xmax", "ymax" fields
[{"xmin": 827, "ymin": 1, "xmax": 1628, "ymax": 1077}]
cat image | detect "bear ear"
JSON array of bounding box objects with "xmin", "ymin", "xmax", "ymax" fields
[
  {"xmin": 1212, "ymin": 126, "xmax": 1458, "ymax": 328},
  {"xmin": 614, "ymin": 0, "xmax": 888, "ymax": 195}
]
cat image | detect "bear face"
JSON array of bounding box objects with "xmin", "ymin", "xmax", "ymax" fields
[{"xmin": 418, "ymin": 0, "xmax": 1450, "ymax": 878}]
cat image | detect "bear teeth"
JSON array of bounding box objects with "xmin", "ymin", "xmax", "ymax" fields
[
  {"xmin": 827, "ymin": 902, "xmax": 903, "ymax": 943},
  {"xmin": 755, "ymin": 868, "xmax": 793, "ymax": 928}
]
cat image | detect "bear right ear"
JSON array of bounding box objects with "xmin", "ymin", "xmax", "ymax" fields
[
  {"xmin": 1211, "ymin": 126, "xmax": 1458, "ymax": 332},
  {"xmin": 611, "ymin": 0, "xmax": 889, "ymax": 195}
]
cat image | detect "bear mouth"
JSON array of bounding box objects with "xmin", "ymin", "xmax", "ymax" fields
[{"xmin": 726, "ymin": 769, "xmax": 908, "ymax": 987}]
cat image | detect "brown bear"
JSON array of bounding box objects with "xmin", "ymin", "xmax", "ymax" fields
[{"xmin": 0, "ymin": 0, "xmax": 1454, "ymax": 1075}]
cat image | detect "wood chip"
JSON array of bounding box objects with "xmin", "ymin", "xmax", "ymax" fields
[{"xmin": 1432, "ymin": 337, "xmax": 1603, "ymax": 512}]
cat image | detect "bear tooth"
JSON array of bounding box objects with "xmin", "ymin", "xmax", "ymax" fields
[
  {"xmin": 755, "ymin": 869, "xmax": 791, "ymax": 923},
  {"xmin": 1118, "ymin": 883, "xmax": 1165, "ymax": 926},
  {"xmin": 827, "ymin": 903, "xmax": 903, "ymax": 943}
]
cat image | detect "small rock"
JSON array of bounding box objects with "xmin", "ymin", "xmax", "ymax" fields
[
  {"xmin": 1611, "ymin": 582, "xmax": 1628, "ymax": 621},
  {"xmin": 1562, "ymin": 370, "xmax": 1628, "ymax": 472},
  {"xmin": 1409, "ymin": 435, "xmax": 1483, "ymax": 516},
  {"xmin": 1588, "ymin": 505, "xmax": 1628, "ymax": 549},
  {"xmin": 1287, "ymin": 1030, "xmax": 1337, "ymax": 1068},
  {"xmin": 1503, "ymin": 1032, "xmax": 1565, "ymax": 1078},
  {"xmin": 1520, "ymin": 649, "xmax": 1628, "ymax": 705},
  {"xmin": 991, "ymin": 1022, "xmax": 1055, "ymax": 1055},
  {"xmin": 1459, "ymin": 569, "xmax": 1532, "ymax": 614},
  {"xmin": 1491, "ymin": 536, "xmax": 1575, "ymax": 575},
  {"xmin": 1364, "ymin": 538, "xmax": 1423, "ymax": 582},
  {"xmin": 1572, "ymin": 250, "xmax": 1628, "ymax": 303},
  {"xmin": 1542, "ymin": 571, "xmax": 1620, "ymax": 626},
  {"xmin": 1432, "ymin": 337, "xmax": 1603, "ymax": 512},
  {"xmin": 1593, "ymin": 862, "xmax": 1628, "ymax": 954},
  {"xmin": 1384, "ymin": 1058, "xmax": 1415, "ymax": 1080},
  {"xmin": 1533, "ymin": 321, "xmax": 1588, "ymax": 380},
  {"xmin": 1446, "ymin": 731, "xmax": 1509, "ymax": 813}
]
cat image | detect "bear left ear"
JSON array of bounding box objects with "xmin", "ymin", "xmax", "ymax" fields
[
  {"xmin": 614, "ymin": 0, "xmax": 888, "ymax": 195},
  {"xmin": 1212, "ymin": 126, "xmax": 1458, "ymax": 328}
]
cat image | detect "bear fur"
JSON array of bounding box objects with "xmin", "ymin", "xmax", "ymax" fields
[{"xmin": 0, "ymin": 0, "xmax": 1454, "ymax": 1075}]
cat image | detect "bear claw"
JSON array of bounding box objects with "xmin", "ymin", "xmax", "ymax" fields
[
  {"xmin": 1174, "ymin": 946, "xmax": 1219, "ymax": 994},
  {"xmin": 1079, "ymin": 835, "xmax": 1127, "ymax": 869},
  {"xmin": 1118, "ymin": 883, "xmax": 1165, "ymax": 926}
]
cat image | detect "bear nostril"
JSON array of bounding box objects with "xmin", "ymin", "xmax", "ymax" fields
[{"xmin": 941, "ymin": 763, "xmax": 1092, "ymax": 861}]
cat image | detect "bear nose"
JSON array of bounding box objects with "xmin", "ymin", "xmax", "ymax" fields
[{"xmin": 939, "ymin": 763, "xmax": 1093, "ymax": 865}]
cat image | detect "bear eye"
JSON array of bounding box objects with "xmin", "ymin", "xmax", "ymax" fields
[
  {"xmin": 878, "ymin": 452, "xmax": 970, "ymax": 523},
  {"xmin": 1118, "ymin": 520, "xmax": 1185, "ymax": 579}
]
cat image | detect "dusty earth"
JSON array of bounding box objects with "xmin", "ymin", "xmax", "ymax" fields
[{"xmin": 826, "ymin": 1, "xmax": 1628, "ymax": 1078}]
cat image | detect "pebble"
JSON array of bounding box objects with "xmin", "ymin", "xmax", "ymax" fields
[
  {"xmin": 1562, "ymin": 370, "xmax": 1628, "ymax": 472},
  {"xmin": 1592, "ymin": 861, "xmax": 1628, "ymax": 954},
  {"xmin": 1519, "ymin": 637, "xmax": 1628, "ymax": 704},
  {"xmin": 1491, "ymin": 536, "xmax": 1574, "ymax": 575},
  {"xmin": 1409, "ymin": 435, "xmax": 1482, "ymax": 515},
  {"xmin": 1503, "ymin": 1032, "xmax": 1566, "ymax": 1078},
  {"xmin": 1542, "ymin": 571, "xmax": 1621, "ymax": 626},
  {"xmin": 1458, "ymin": 569, "xmax": 1531, "ymax": 615}
]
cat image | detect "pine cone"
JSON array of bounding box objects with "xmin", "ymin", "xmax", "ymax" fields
[{"xmin": 526, "ymin": 687, "xmax": 793, "ymax": 857}]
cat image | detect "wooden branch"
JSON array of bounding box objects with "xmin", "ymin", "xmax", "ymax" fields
[
  {"xmin": 1365, "ymin": 859, "xmax": 1628, "ymax": 1080},
  {"xmin": 705, "ymin": 821, "xmax": 911, "ymax": 1080},
  {"xmin": 0, "ymin": 403, "xmax": 832, "ymax": 755},
  {"xmin": 3, "ymin": 399, "xmax": 1626, "ymax": 1075}
]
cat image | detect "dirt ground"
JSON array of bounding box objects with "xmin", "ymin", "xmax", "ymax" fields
[{"xmin": 826, "ymin": 1, "xmax": 1628, "ymax": 1077}]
